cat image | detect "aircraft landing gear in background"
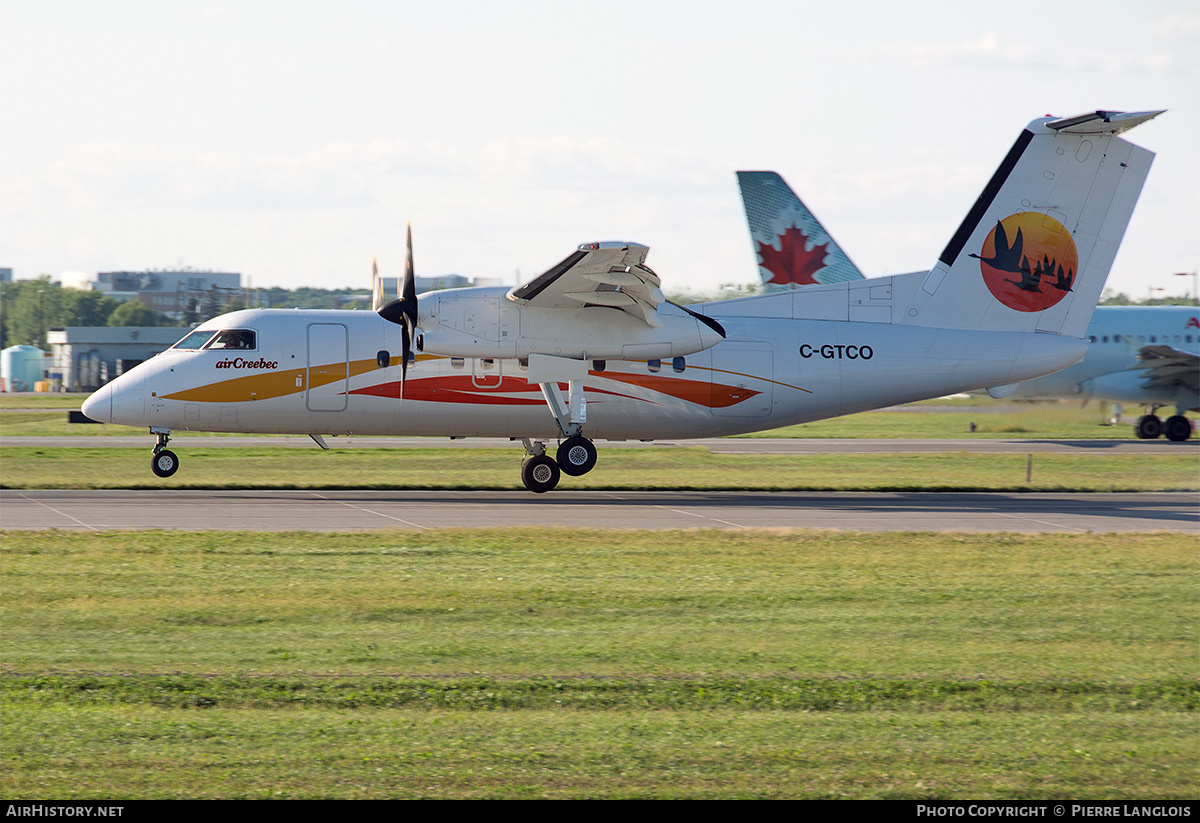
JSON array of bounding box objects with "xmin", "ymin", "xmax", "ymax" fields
[
  {"xmin": 1164, "ymin": 415, "xmax": 1193, "ymax": 442},
  {"xmin": 1134, "ymin": 405, "xmax": 1194, "ymax": 441},
  {"xmin": 150, "ymin": 427, "xmax": 179, "ymax": 478},
  {"xmin": 1135, "ymin": 414, "xmax": 1163, "ymax": 440}
]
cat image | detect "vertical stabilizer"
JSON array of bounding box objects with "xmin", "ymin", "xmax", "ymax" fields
[
  {"xmin": 900, "ymin": 110, "xmax": 1161, "ymax": 337},
  {"xmin": 737, "ymin": 171, "xmax": 865, "ymax": 288}
]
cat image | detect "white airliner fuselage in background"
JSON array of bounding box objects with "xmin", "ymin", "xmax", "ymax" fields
[
  {"xmin": 83, "ymin": 110, "xmax": 1164, "ymax": 491},
  {"xmin": 1007, "ymin": 305, "xmax": 1199, "ymax": 440}
]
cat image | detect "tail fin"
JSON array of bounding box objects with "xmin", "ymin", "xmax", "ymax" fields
[
  {"xmin": 737, "ymin": 171, "xmax": 865, "ymax": 288},
  {"xmin": 901, "ymin": 110, "xmax": 1162, "ymax": 337}
]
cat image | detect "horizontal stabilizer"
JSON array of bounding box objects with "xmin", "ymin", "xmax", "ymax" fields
[{"xmin": 1045, "ymin": 110, "xmax": 1165, "ymax": 135}]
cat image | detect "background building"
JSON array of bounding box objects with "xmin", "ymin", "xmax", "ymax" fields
[
  {"xmin": 46, "ymin": 326, "xmax": 187, "ymax": 392},
  {"xmin": 60, "ymin": 269, "xmax": 244, "ymax": 323}
]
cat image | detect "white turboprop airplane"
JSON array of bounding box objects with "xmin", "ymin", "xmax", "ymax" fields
[
  {"xmin": 83, "ymin": 110, "xmax": 1161, "ymax": 492},
  {"xmin": 735, "ymin": 170, "xmax": 1198, "ymax": 441}
]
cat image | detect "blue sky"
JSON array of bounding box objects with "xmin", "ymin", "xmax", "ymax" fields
[{"xmin": 2, "ymin": 0, "xmax": 1196, "ymax": 299}]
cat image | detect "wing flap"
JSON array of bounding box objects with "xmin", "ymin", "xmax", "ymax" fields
[
  {"xmin": 1133, "ymin": 344, "xmax": 1200, "ymax": 393},
  {"xmin": 508, "ymin": 241, "xmax": 666, "ymax": 326}
]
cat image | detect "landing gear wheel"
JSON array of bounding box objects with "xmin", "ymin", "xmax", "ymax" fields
[
  {"xmin": 556, "ymin": 435, "xmax": 597, "ymax": 476},
  {"xmin": 151, "ymin": 449, "xmax": 180, "ymax": 478},
  {"xmin": 1164, "ymin": 415, "xmax": 1193, "ymax": 442},
  {"xmin": 1135, "ymin": 414, "xmax": 1163, "ymax": 440},
  {"xmin": 521, "ymin": 454, "xmax": 560, "ymax": 493}
]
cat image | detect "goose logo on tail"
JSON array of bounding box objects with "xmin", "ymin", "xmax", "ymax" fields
[{"xmin": 971, "ymin": 212, "xmax": 1078, "ymax": 312}]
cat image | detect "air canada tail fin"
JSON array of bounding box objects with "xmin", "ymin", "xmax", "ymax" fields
[
  {"xmin": 737, "ymin": 171, "xmax": 865, "ymax": 288},
  {"xmin": 900, "ymin": 110, "xmax": 1162, "ymax": 338}
]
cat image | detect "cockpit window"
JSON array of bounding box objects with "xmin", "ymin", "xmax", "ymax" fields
[
  {"xmin": 204, "ymin": 330, "xmax": 257, "ymax": 350},
  {"xmin": 172, "ymin": 330, "xmax": 218, "ymax": 350}
]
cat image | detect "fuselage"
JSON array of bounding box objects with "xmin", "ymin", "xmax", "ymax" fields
[
  {"xmin": 1008, "ymin": 305, "xmax": 1200, "ymax": 409},
  {"xmin": 83, "ymin": 303, "xmax": 1086, "ymax": 440}
]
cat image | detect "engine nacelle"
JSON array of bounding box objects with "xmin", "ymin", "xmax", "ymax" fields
[{"xmin": 416, "ymin": 286, "xmax": 724, "ymax": 361}]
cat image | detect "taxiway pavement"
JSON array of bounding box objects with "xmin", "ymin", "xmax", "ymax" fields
[{"xmin": 3, "ymin": 489, "xmax": 1196, "ymax": 533}]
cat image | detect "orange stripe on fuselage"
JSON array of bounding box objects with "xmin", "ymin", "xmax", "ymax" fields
[{"xmin": 596, "ymin": 371, "xmax": 761, "ymax": 408}]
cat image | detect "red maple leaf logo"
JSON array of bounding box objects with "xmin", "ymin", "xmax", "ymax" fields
[{"xmin": 757, "ymin": 225, "xmax": 829, "ymax": 285}]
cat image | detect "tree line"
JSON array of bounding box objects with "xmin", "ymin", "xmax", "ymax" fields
[{"xmin": 0, "ymin": 278, "xmax": 372, "ymax": 350}]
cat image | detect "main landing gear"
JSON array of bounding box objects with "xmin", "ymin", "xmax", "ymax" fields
[
  {"xmin": 1132, "ymin": 405, "xmax": 1190, "ymax": 443},
  {"xmin": 1134, "ymin": 406, "xmax": 1194, "ymax": 442},
  {"xmin": 520, "ymin": 435, "xmax": 598, "ymax": 493},
  {"xmin": 518, "ymin": 359, "xmax": 600, "ymax": 493},
  {"xmin": 150, "ymin": 428, "xmax": 180, "ymax": 478}
]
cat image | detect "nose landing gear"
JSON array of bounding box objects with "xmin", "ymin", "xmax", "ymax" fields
[{"xmin": 150, "ymin": 428, "xmax": 179, "ymax": 478}]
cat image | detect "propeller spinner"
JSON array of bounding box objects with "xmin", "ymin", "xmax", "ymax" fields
[{"xmin": 377, "ymin": 224, "xmax": 419, "ymax": 393}]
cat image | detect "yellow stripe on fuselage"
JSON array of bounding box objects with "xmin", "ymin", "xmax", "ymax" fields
[{"xmin": 162, "ymin": 357, "xmax": 392, "ymax": 403}]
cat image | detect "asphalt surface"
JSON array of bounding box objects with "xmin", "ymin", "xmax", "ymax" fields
[{"xmin": 3, "ymin": 489, "xmax": 1196, "ymax": 533}]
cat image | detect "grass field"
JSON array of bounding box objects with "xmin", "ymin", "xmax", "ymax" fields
[
  {"xmin": 1, "ymin": 446, "xmax": 1197, "ymax": 491},
  {"xmin": 0, "ymin": 395, "xmax": 1168, "ymax": 440},
  {"xmin": 2, "ymin": 529, "xmax": 1197, "ymax": 799}
]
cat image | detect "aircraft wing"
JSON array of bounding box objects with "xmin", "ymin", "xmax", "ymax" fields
[
  {"xmin": 507, "ymin": 241, "xmax": 666, "ymax": 328},
  {"xmin": 1132, "ymin": 344, "xmax": 1200, "ymax": 394}
]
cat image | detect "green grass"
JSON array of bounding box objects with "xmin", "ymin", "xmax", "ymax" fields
[
  {"xmin": 0, "ymin": 396, "xmax": 1172, "ymax": 440},
  {"xmin": 743, "ymin": 403, "xmax": 1152, "ymax": 440},
  {"xmin": 0, "ymin": 395, "xmax": 86, "ymax": 410},
  {"xmin": 1, "ymin": 446, "xmax": 1196, "ymax": 491},
  {"xmin": 2, "ymin": 529, "xmax": 1196, "ymax": 798}
]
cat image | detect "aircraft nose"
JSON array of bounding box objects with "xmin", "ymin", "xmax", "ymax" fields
[
  {"xmin": 88, "ymin": 369, "xmax": 147, "ymax": 426},
  {"xmin": 81, "ymin": 385, "xmax": 112, "ymax": 424}
]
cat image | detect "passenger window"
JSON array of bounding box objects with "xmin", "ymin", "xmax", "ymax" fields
[
  {"xmin": 377, "ymin": 350, "xmax": 390, "ymax": 368},
  {"xmin": 480, "ymin": 358, "xmax": 495, "ymax": 371},
  {"xmin": 172, "ymin": 330, "xmax": 217, "ymax": 350},
  {"xmin": 647, "ymin": 359, "xmax": 661, "ymax": 373},
  {"xmin": 672, "ymin": 356, "xmax": 686, "ymax": 373},
  {"xmin": 206, "ymin": 329, "xmax": 257, "ymax": 350},
  {"xmin": 451, "ymin": 357, "xmax": 465, "ymax": 370},
  {"xmin": 593, "ymin": 360, "xmax": 606, "ymax": 372}
]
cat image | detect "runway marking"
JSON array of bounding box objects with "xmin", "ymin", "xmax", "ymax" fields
[
  {"xmin": 304, "ymin": 492, "xmax": 428, "ymax": 529},
  {"xmin": 16, "ymin": 492, "xmax": 100, "ymax": 531},
  {"xmin": 653, "ymin": 505, "xmax": 748, "ymax": 529},
  {"xmin": 993, "ymin": 511, "xmax": 1087, "ymax": 533}
]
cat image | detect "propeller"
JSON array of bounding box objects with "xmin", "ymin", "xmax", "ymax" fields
[{"xmin": 377, "ymin": 224, "xmax": 419, "ymax": 394}]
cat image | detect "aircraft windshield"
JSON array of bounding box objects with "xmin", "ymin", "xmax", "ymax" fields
[
  {"xmin": 172, "ymin": 330, "xmax": 218, "ymax": 350},
  {"xmin": 204, "ymin": 330, "xmax": 257, "ymax": 350}
]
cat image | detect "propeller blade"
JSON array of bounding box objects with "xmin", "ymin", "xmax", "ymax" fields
[
  {"xmin": 377, "ymin": 224, "xmax": 420, "ymax": 398},
  {"xmin": 371, "ymin": 259, "xmax": 384, "ymax": 312}
]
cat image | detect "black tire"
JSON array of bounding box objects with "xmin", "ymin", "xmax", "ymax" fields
[
  {"xmin": 151, "ymin": 449, "xmax": 180, "ymax": 478},
  {"xmin": 1164, "ymin": 415, "xmax": 1193, "ymax": 442},
  {"xmin": 521, "ymin": 454, "xmax": 560, "ymax": 493},
  {"xmin": 1135, "ymin": 415, "xmax": 1163, "ymax": 440},
  {"xmin": 556, "ymin": 435, "xmax": 597, "ymax": 476}
]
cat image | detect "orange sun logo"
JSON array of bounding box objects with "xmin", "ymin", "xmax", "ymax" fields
[{"xmin": 972, "ymin": 213, "xmax": 1078, "ymax": 312}]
